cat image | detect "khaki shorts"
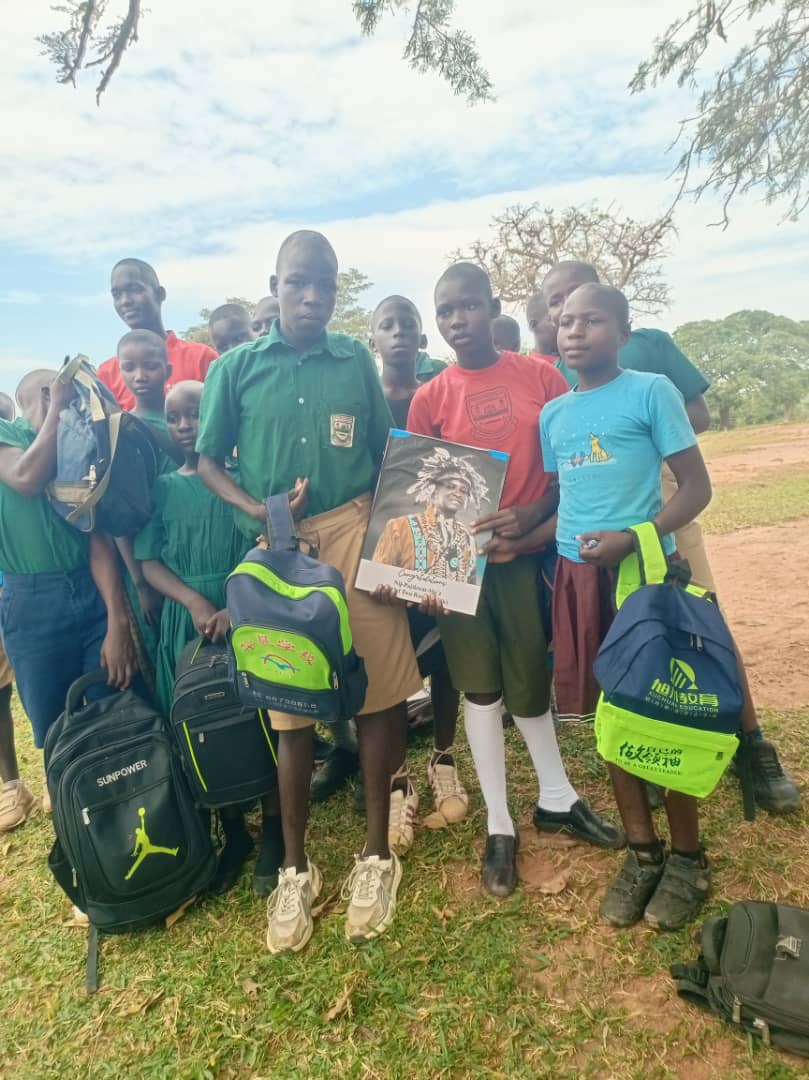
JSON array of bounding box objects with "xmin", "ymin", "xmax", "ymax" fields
[
  {"xmin": 662, "ymin": 463, "xmax": 716, "ymax": 591},
  {"xmin": 269, "ymin": 494, "xmax": 422, "ymax": 732},
  {"xmin": 0, "ymin": 640, "xmax": 12, "ymax": 690}
]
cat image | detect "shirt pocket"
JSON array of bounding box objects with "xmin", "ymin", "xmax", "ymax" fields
[{"xmin": 319, "ymin": 400, "xmax": 367, "ymax": 452}]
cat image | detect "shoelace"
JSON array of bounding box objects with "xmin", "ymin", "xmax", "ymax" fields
[
  {"xmin": 342, "ymin": 859, "xmax": 383, "ymax": 904},
  {"xmin": 431, "ymin": 763, "xmax": 465, "ymax": 801},
  {"xmin": 391, "ymin": 785, "xmax": 417, "ymax": 828},
  {"xmin": 267, "ymin": 872, "xmax": 305, "ymax": 919},
  {"xmin": 755, "ymin": 745, "xmax": 785, "ymax": 779}
]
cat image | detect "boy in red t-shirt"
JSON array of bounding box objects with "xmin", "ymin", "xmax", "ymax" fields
[{"xmin": 407, "ymin": 263, "xmax": 623, "ymax": 897}]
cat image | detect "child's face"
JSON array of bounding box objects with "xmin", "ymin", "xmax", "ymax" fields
[
  {"xmin": 528, "ymin": 308, "xmax": 558, "ymax": 354},
  {"xmin": 372, "ymin": 301, "xmax": 422, "ymax": 367},
  {"xmin": 111, "ymin": 266, "xmax": 164, "ymax": 330},
  {"xmin": 543, "ymin": 268, "xmax": 595, "ymax": 330},
  {"xmin": 272, "ymin": 245, "xmax": 337, "ymax": 346},
  {"xmin": 251, "ymin": 297, "xmax": 281, "ymax": 337},
  {"xmin": 210, "ymin": 317, "xmax": 252, "ymax": 355},
  {"xmin": 165, "ymin": 387, "xmax": 202, "ymax": 453},
  {"xmin": 119, "ymin": 344, "xmax": 169, "ymax": 403},
  {"xmin": 557, "ymin": 290, "xmax": 627, "ymax": 371},
  {"xmin": 434, "ymin": 277, "xmax": 496, "ymax": 356}
]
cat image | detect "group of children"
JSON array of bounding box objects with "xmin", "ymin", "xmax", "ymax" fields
[{"xmin": 0, "ymin": 233, "xmax": 802, "ymax": 956}]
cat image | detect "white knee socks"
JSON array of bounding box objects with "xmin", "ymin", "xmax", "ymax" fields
[
  {"xmin": 463, "ymin": 697, "xmax": 515, "ymax": 837},
  {"xmin": 512, "ymin": 711, "xmax": 578, "ymax": 814}
]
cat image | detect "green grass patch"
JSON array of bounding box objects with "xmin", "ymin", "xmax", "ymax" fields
[
  {"xmin": 2, "ymin": 700, "xmax": 808, "ymax": 1078},
  {"xmin": 702, "ymin": 468, "xmax": 809, "ymax": 533},
  {"xmin": 699, "ymin": 423, "xmax": 807, "ymax": 462}
]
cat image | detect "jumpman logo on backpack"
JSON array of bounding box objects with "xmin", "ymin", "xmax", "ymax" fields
[{"xmin": 124, "ymin": 806, "xmax": 179, "ymax": 880}]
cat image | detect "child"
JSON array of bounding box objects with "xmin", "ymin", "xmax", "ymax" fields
[
  {"xmin": 407, "ymin": 263, "xmax": 623, "ymax": 898},
  {"xmin": 134, "ymin": 381, "xmax": 282, "ymax": 895},
  {"xmin": 541, "ymin": 262, "xmax": 801, "ymax": 814},
  {"xmin": 491, "ymin": 314, "xmax": 521, "ymax": 353},
  {"xmin": 251, "ymin": 296, "xmax": 281, "ymax": 338},
  {"xmin": 99, "ymin": 259, "xmax": 217, "ymax": 411},
  {"xmin": 526, "ymin": 292, "xmax": 568, "ymax": 374},
  {"xmin": 209, "ymin": 303, "xmax": 255, "ymax": 356},
  {"xmin": 197, "ymin": 230, "xmax": 422, "ymax": 953},
  {"xmin": 539, "ymin": 282, "xmax": 714, "ymax": 930}
]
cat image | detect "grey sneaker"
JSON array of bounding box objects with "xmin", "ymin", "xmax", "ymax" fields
[
  {"xmin": 599, "ymin": 850, "xmax": 665, "ymax": 927},
  {"xmin": 343, "ymin": 852, "xmax": 402, "ymax": 944},
  {"xmin": 265, "ymin": 860, "xmax": 322, "ymax": 954},
  {"xmin": 0, "ymin": 780, "xmax": 36, "ymax": 832},
  {"xmin": 644, "ymin": 852, "xmax": 711, "ymax": 931}
]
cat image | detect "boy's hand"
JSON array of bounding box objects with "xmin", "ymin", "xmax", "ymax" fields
[
  {"xmin": 419, "ymin": 593, "xmax": 447, "ymax": 617},
  {"xmin": 480, "ymin": 534, "xmax": 520, "ymax": 564},
  {"xmin": 204, "ymin": 608, "xmax": 231, "ymax": 643},
  {"xmin": 101, "ymin": 616, "xmax": 137, "ymax": 689},
  {"xmin": 288, "ymin": 477, "xmax": 309, "ymax": 520},
  {"xmin": 472, "ymin": 505, "xmax": 534, "ymax": 539},
  {"xmin": 372, "ymin": 584, "xmax": 400, "ymax": 606},
  {"xmin": 189, "ymin": 597, "xmax": 218, "ymax": 637},
  {"xmin": 47, "ymin": 372, "xmax": 76, "ymax": 415},
  {"xmin": 137, "ymin": 581, "xmax": 163, "ymax": 626},
  {"xmin": 578, "ymin": 531, "xmax": 634, "ymax": 568}
]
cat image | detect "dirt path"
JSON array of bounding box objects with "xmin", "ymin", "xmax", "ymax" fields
[{"xmin": 707, "ymin": 433, "xmax": 809, "ymax": 484}]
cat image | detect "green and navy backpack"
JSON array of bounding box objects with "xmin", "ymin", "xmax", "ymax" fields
[
  {"xmin": 225, "ymin": 494, "xmax": 368, "ymax": 724},
  {"xmin": 594, "ymin": 522, "xmax": 743, "ymax": 798}
]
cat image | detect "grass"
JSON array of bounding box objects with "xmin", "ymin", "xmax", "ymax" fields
[
  {"xmin": 702, "ymin": 467, "xmax": 809, "ymax": 534},
  {"xmin": 699, "ymin": 423, "xmax": 808, "ymax": 462}
]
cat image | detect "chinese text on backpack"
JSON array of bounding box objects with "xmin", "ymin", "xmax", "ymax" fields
[
  {"xmin": 226, "ymin": 494, "xmax": 368, "ymax": 724},
  {"xmin": 672, "ymin": 901, "xmax": 809, "ymax": 1057},
  {"xmin": 45, "ymin": 672, "xmax": 215, "ymax": 938},
  {"xmin": 594, "ymin": 522, "xmax": 743, "ymax": 798},
  {"xmin": 48, "ymin": 354, "xmax": 159, "ymax": 536},
  {"xmin": 171, "ymin": 638, "xmax": 279, "ymax": 808}
]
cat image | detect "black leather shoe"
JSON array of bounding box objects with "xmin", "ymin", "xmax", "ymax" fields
[
  {"xmin": 533, "ymin": 799, "xmax": 625, "ymax": 849},
  {"xmin": 481, "ymin": 831, "xmax": 519, "ymax": 897},
  {"xmin": 310, "ymin": 747, "xmax": 359, "ymax": 803}
]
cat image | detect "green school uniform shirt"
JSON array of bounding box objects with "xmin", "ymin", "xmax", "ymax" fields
[
  {"xmin": 196, "ymin": 323, "xmax": 395, "ymax": 537},
  {"xmin": 415, "ymin": 351, "xmax": 448, "ymax": 383},
  {"xmin": 0, "ymin": 418, "xmax": 89, "ymax": 574}
]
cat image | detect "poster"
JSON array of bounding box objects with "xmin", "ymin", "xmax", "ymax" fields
[{"xmin": 355, "ymin": 430, "xmax": 509, "ymax": 615}]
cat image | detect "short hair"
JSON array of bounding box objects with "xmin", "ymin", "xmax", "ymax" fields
[
  {"xmin": 542, "ymin": 260, "xmax": 600, "ymax": 290},
  {"xmin": 435, "ymin": 261, "xmax": 493, "ymax": 300},
  {"xmin": 526, "ymin": 292, "xmax": 547, "ymax": 322},
  {"xmin": 491, "ymin": 314, "xmax": 521, "ymax": 352},
  {"xmin": 371, "ymin": 295, "xmax": 422, "ymax": 329},
  {"xmin": 565, "ymin": 283, "xmax": 630, "ymax": 330},
  {"xmin": 15, "ymin": 369, "xmax": 57, "ymax": 409},
  {"xmin": 276, "ymin": 230, "xmax": 338, "ymax": 273},
  {"xmin": 165, "ymin": 379, "xmax": 204, "ymax": 406},
  {"xmin": 110, "ymin": 258, "xmax": 161, "ymax": 291},
  {"xmin": 117, "ymin": 329, "xmax": 169, "ymax": 362},
  {"xmin": 208, "ymin": 303, "xmax": 250, "ymax": 327},
  {"xmin": 254, "ymin": 295, "xmax": 280, "ymax": 314},
  {"xmin": 0, "ymin": 392, "xmax": 14, "ymax": 421}
]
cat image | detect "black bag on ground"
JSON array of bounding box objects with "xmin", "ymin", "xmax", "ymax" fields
[
  {"xmin": 672, "ymin": 901, "xmax": 809, "ymax": 1057},
  {"xmin": 171, "ymin": 638, "xmax": 279, "ymax": 808},
  {"xmin": 45, "ymin": 672, "xmax": 216, "ymax": 936}
]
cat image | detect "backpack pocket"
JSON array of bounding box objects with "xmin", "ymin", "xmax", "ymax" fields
[{"xmin": 177, "ymin": 709, "xmax": 278, "ymax": 807}]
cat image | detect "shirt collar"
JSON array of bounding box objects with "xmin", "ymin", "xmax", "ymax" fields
[{"xmin": 265, "ymin": 320, "xmax": 355, "ymax": 361}]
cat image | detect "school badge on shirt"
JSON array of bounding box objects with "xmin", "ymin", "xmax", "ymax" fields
[{"xmin": 330, "ymin": 413, "xmax": 356, "ymax": 447}]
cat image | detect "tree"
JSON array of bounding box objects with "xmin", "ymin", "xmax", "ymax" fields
[
  {"xmin": 632, "ymin": 2, "xmax": 809, "ymax": 226},
  {"xmin": 38, "ymin": 0, "xmax": 492, "ymax": 104},
  {"xmin": 674, "ymin": 309, "xmax": 809, "ymax": 428},
  {"xmin": 456, "ymin": 203, "xmax": 676, "ymax": 317}
]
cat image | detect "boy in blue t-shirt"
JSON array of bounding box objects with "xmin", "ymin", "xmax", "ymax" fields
[{"xmin": 540, "ymin": 283, "xmax": 714, "ymax": 931}]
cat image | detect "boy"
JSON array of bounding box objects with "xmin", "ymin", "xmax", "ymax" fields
[
  {"xmin": 491, "ymin": 314, "xmax": 521, "ymax": 353},
  {"xmin": 407, "ymin": 263, "xmax": 623, "ymax": 897},
  {"xmin": 251, "ymin": 296, "xmax": 281, "ymax": 338},
  {"xmin": 540, "ymin": 282, "xmax": 713, "ymax": 929},
  {"xmin": 99, "ymin": 259, "xmax": 217, "ymax": 411},
  {"xmin": 526, "ymin": 292, "xmax": 567, "ymax": 375},
  {"xmin": 209, "ymin": 303, "xmax": 256, "ymax": 356},
  {"xmin": 197, "ymin": 231, "xmax": 422, "ymax": 953},
  {"xmin": 541, "ymin": 261, "xmax": 801, "ymax": 813}
]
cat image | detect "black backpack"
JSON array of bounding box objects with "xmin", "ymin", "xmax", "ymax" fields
[
  {"xmin": 672, "ymin": 901, "xmax": 809, "ymax": 1057},
  {"xmin": 171, "ymin": 638, "xmax": 279, "ymax": 808},
  {"xmin": 45, "ymin": 672, "xmax": 216, "ymax": 986},
  {"xmin": 47, "ymin": 354, "xmax": 159, "ymax": 537}
]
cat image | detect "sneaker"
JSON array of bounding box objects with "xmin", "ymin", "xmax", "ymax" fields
[
  {"xmin": 735, "ymin": 736, "xmax": 802, "ymax": 815},
  {"xmin": 343, "ymin": 852, "xmax": 402, "ymax": 944},
  {"xmin": 532, "ymin": 799, "xmax": 626, "ymax": 849},
  {"xmin": 71, "ymin": 904, "xmax": 90, "ymax": 927},
  {"xmin": 0, "ymin": 780, "xmax": 36, "ymax": 833},
  {"xmin": 388, "ymin": 777, "xmax": 419, "ymax": 854},
  {"xmin": 644, "ymin": 852, "xmax": 711, "ymax": 931},
  {"xmin": 427, "ymin": 753, "xmax": 468, "ymax": 824},
  {"xmin": 599, "ymin": 850, "xmax": 665, "ymax": 927},
  {"xmin": 265, "ymin": 860, "xmax": 322, "ymax": 954},
  {"xmin": 310, "ymin": 747, "xmax": 359, "ymax": 803},
  {"xmin": 481, "ymin": 831, "xmax": 519, "ymax": 898}
]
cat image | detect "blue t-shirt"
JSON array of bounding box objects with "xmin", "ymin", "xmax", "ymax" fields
[{"xmin": 540, "ymin": 369, "xmax": 697, "ymax": 562}]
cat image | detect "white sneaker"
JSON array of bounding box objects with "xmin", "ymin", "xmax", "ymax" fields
[
  {"xmin": 265, "ymin": 861, "xmax": 322, "ymax": 954},
  {"xmin": 71, "ymin": 905, "xmax": 90, "ymax": 926},
  {"xmin": 0, "ymin": 780, "xmax": 36, "ymax": 832},
  {"xmin": 427, "ymin": 753, "xmax": 468, "ymax": 824},
  {"xmin": 388, "ymin": 777, "xmax": 419, "ymax": 854},
  {"xmin": 343, "ymin": 852, "xmax": 402, "ymax": 944}
]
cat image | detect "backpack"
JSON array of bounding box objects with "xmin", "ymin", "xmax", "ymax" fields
[
  {"xmin": 45, "ymin": 672, "xmax": 216, "ymax": 987},
  {"xmin": 671, "ymin": 901, "xmax": 809, "ymax": 1057},
  {"xmin": 226, "ymin": 494, "xmax": 368, "ymax": 724},
  {"xmin": 47, "ymin": 354, "xmax": 160, "ymax": 536},
  {"xmin": 594, "ymin": 522, "xmax": 743, "ymax": 799},
  {"xmin": 171, "ymin": 638, "xmax": 279, "ymax": 808}
]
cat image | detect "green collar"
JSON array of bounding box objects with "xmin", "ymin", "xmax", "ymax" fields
[{"xmin": 265, "ymin": 321, "xmax": 355, "ymax": 361}]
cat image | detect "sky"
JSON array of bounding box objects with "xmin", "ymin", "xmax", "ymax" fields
[{"xmin": 2, "ymin": 0, "xmax": 808, "ymax": 396}]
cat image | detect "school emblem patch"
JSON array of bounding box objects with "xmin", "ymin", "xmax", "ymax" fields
[
  {"xmin": 330, "ymin": 413, "xmax": 356, "ymax": 447},
  {"xmin": 465, "ymin": 386, "xmax": 517, "ymax": 442}
]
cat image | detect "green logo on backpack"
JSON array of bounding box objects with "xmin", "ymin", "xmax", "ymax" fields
[{"xmin": 125, "ymin": 807, "xmax": 179, "ymax": 880}]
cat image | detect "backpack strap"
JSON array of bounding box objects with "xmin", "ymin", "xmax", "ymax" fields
[
  {"xmin": 63, "ymin": 410, "xmax": 122, "ymax": 526},
  {"xmin": 670, "ymin": 961, "xmax": 712, "ymax": 1010},
  {"xmin": 265, "ymin": 494, "xmax": 299, "ymax": 552},
  {"xmin": 86, "ymin": 924, "xmax": 100, "ymax": 994},
  {"xmin": 614, "ymin": 522, "xmax": 669, "ymax": 609}
]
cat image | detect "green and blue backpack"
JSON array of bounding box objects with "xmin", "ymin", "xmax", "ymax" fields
[
  {"xmin": 226, "ymin": 495, "xmax": 368, "ymax": 724},
  {"xmin": 594, "ymin": 522, "xmax": 743, "ymax": 798}
]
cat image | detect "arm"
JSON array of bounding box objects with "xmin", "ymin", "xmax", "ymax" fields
[
  {"xmin": 482, "ymin": 514, "xmax": 558, "ymax": 562},
  {"xmin": 473, "ymin": 480, "xmax": 559, "ymax": 539},
  {"xmin": 0, "ymin": 376, "xmax": 75, "ymax": 496},
  {"xmin": 114, "ymin": 536, "xmax": 162, "ymax": 626},
  {"xmin": 89, "ymin": 532, "xmax": 137, "ymax": 688},
  {"xmin": 141, "ymin": 560, "xmax": 224, "ymax": 639},
  {"xmin": 198, "ymin": 454, "xmax": 266, "ymax": 523},
  {"xmin": 685, "ymin": 393, "xmax": 711, "ymax": 435}
]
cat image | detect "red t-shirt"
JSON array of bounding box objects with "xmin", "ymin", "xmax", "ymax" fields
[
  {"xmin": 97, "ymin": 331, "xmax": 218, "ymax": 411},
  {"xmin": 407, "ymin": 351, "xmax": 569, "ymax": 509},
  {"xmin": 530, "ymin": 351, "xmax": 558, "ymax": 366}
]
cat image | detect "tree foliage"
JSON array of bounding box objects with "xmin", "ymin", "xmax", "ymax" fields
[
  {"xmin": 632, "ymin": 1, "xmax": 809, "ymax": 225},
  {"xmin": 674, "ymin": 309, "xmax": 809, "ymax": 428},
  {"xmin": 456, "ymin": 203, "xmax": 676, "ymax": 317}
]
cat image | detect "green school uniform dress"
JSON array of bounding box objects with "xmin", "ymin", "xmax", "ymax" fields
[{"xmin": 134, "ymin": 471, "xmax": 247, "ymax": 714}]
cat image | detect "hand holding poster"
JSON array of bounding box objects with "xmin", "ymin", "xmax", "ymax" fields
[{"xmin": 355, "ymin": 431, "xmax": 509, "ymax": 615}]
